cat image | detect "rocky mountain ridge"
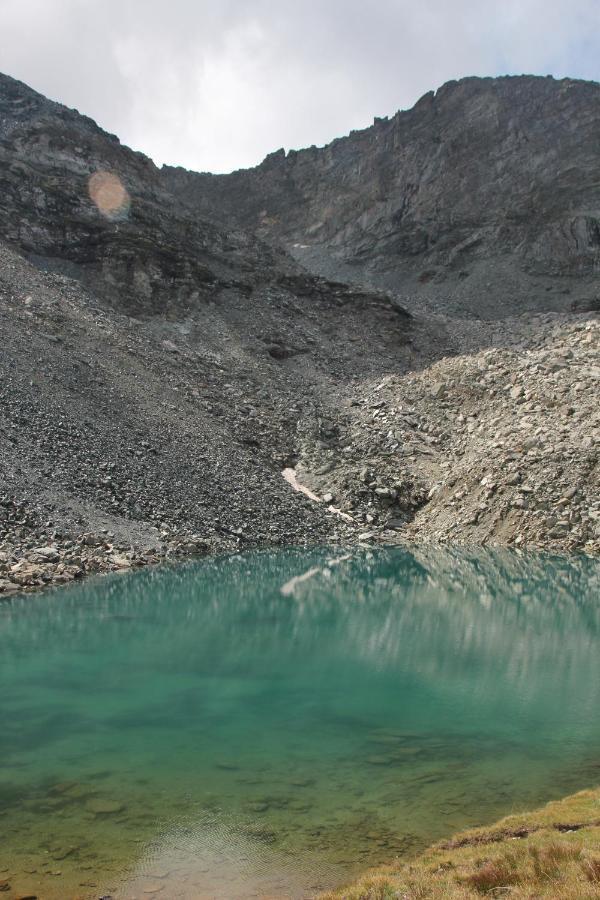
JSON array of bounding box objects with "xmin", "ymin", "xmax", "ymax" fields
[
  {"xmin": 0, "ymin": 71, "xmax": 405, "ymax": 318},
  {"xmin": 164, "ymin": 74, "xmax": 600, "ymax": 316},
  {"xmin": 0, "ymin": 71, "xmax": 422, "ymax": 593}
]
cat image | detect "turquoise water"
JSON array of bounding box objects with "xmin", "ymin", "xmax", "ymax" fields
[{"xmin": 1, "ymin": 547, "xmax": 600, "ymax": 899}]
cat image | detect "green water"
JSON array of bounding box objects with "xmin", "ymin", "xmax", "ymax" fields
[{"xmin": 1, "ymin": 547, "xmax": 600, "ymax": 899}]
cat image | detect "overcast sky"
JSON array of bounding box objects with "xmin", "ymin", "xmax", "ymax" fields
[{"xmin": 1, "ymin": 0, "xmax": 599, "ymax": 173}]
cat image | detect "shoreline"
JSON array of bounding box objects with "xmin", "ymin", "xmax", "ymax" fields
[
  {"xmin": 320, "ymin": 786, "xmax": 600, "ymax": 899},
  {"xmin": 2, "ymin": 528, "xmax": 599, "ymax": 600},
  {"xmin": 2, "ymin": 773, "xmax": 599, "ymax": 898}
]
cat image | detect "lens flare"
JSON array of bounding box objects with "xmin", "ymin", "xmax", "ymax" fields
[{"xmin": 88, "ymin": 170, "xmax": 130, "ymax": 219}]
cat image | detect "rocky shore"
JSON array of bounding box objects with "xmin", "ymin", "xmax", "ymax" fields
[{"xmin": 0, "ymin": 514, "xmax": 210, "ymax": 596}]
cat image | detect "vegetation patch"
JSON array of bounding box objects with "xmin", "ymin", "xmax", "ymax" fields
[{"xmin": 321, "ymin": 788, "xmax": 600, "ymax": 899}]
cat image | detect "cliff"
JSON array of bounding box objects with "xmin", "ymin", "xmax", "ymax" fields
[{"xmin": 164, "ymin": 75, "xmax": 600, "ymax": 314}]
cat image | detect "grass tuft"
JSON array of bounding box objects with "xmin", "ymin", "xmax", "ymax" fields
[
  {"xmin": 583, "ymin": 856, "xmax": 600, "ymax": 884},
  {"xmin": 461, "ymin": 855, "xmax": 521, "ymax": 893},
  {"xmin": 529, "ymin": 841, "xmax": 581, "ymax": 880}
]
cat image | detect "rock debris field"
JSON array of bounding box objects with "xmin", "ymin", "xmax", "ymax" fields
[
  {"xmin": 299, "ymin": 314, "xmax": 599, "ymax": 556},
  {"xmin": 1, "ymin": 266, "xmax": 597, "ymax": 597}
]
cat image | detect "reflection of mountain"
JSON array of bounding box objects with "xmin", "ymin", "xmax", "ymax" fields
[
  {"xmin": 2, "ymin": 548, "xmax": 599, "ymax": 724},
  {"xmin": 285, "ymin": 548, "xmax": 600, "ymax": 729},
  {"xmin": 325, "ymin": 547, "xmax": 600, "ymax": 686}
]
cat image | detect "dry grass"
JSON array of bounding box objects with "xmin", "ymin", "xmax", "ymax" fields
[
  {"xmin": 583, "ymin": 856, "xmax": 600, "ymax": 884},
  {"xmin": 460, "ymin": 855, "xmax": 521, "ymax": 893},
  {"xmin": 320, "ymin": 788, "xmax": 600, "ymax": 899}
]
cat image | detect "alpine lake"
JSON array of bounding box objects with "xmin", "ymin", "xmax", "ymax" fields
[{"xmin": 1, "ymin": 546, "xmax": 600, "ymax": 899}]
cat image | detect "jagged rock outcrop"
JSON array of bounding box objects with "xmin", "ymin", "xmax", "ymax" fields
[{"xmin": 164, "ymin": 75, "xmax": 600, "ymax": 313}]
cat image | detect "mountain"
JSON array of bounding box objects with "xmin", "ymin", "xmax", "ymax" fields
[
  {"xmin": 0, "ymin": 70, "xmax": 300, "ymax": 314},
  {"xmin": 0, "ymin": 72, "xmax": 598, "ymax": 596},
  {"xmin": 164, "ymin": 75, "xmax": 600, "ymax": 315}
]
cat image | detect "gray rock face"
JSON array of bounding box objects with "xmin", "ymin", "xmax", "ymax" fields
[
  {"xmin": 0, "ymin": 71, "xmax": 411, "ymax": 321},
  {"xmin": 0, "ymin": 72, "xmax": 296, "ymax": 315},
  {"xmin": 163, "ymin": 75, "xmax": 600, "ymax": 310},
  {"xmin": 4, "ymin": 71, "xmax": 600, "ymax": 317}
]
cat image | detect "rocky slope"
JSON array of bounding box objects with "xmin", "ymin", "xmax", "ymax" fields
[
  {"xmin": 0, "ymin": 231, "xmax": 427, "ymax": 593},
  {"xmin": 164, "ymin": 75, "xmax": 600, "ymax": 316},
  {"xmin": 297, "ymin": 313, "xmax": 599, "ymax": 555},
  {"xmin": 0, "ymin": 71, "xmax": 598, "ymax": 595}
]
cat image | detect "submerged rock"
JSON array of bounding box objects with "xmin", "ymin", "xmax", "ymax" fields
[{"xmin": 84, "ymin": 799, "xmax": 125, "ymax": 816}]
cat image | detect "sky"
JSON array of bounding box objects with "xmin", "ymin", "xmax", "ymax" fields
[{"xmin": 0, "ymin": 0, "xmax": 599, "ymax": 174}]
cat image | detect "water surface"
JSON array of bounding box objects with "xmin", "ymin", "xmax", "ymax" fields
[{"xmin": 1, "ymin": 547, "xmax": 600, "ymax": 899}]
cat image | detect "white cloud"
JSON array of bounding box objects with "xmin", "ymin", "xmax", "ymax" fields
[{"xmin": 0, "ymin": 0, "xmax": 598, "ymax": 172}]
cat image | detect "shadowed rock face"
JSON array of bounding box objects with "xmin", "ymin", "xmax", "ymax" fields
[
  {"xmin": 163, "ymin": 75, "xmax": 600, "ymax": 297},
  {"xmin": 4, "ymin": 71, "xmax": 600, "ymax": 317},
  {"xmin": 0, "ymin": 71, "xmax": 298, "ymax": 315},
  {"xmin": 0, "ymin": 71, "xmax": 410, "ymax": 318}
]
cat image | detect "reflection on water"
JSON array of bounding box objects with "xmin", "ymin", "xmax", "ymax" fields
[{"xmin": 0, "ymin": 547, "xmax": 599, "ymax": 899}]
